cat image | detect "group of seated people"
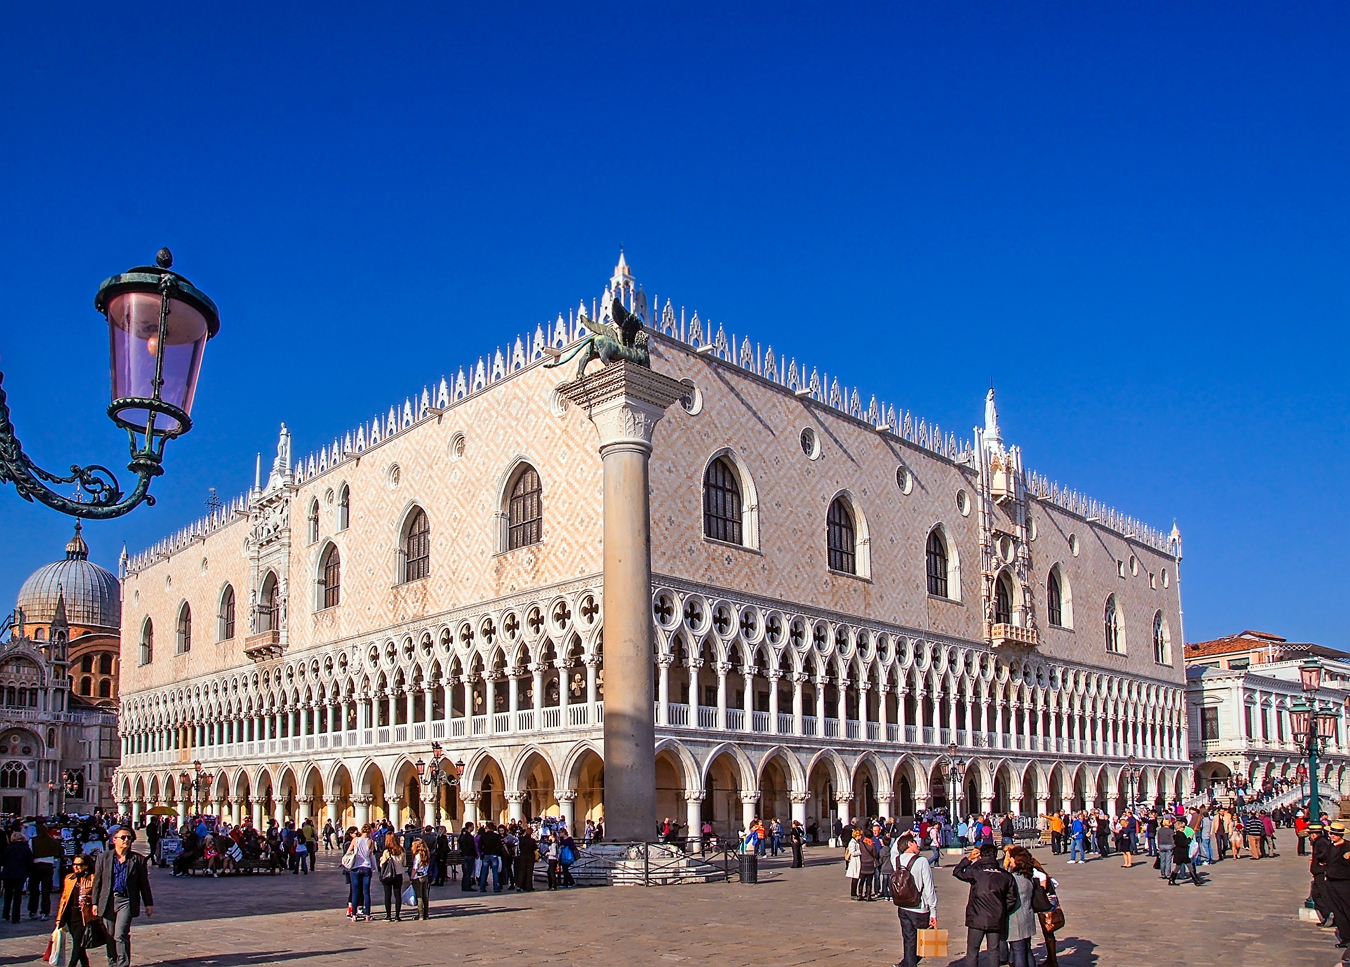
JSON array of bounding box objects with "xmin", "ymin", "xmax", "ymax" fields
[{"xmin": 169, "ymin": 822, "xmax": 288, "ymax": 877}]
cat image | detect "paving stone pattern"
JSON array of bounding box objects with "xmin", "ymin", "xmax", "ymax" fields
[{"xmin": 0, "ymin": 843, "xmax": 1333, "ymax": 966}]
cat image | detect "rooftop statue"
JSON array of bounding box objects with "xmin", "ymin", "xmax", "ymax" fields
[{"xmin": 545, "ymin": 295, "xmax": 650, "ymax": 380}]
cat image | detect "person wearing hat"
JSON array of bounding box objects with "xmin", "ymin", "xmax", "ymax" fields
[
  {"xmin": 1310, "ymin": 823, "xmax": 1335, "ymax": 930},
  {"xmin": 1322, "ymin": 821, "xmax": 1350, "ymax": 960}
]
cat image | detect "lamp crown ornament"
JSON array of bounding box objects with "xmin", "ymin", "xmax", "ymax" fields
[{"xmin": 0, "ymin": 248, "xmax": 219, "ymax": 518}]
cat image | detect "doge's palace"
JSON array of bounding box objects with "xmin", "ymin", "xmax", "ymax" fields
[{"xmin": 115, "ymin": 255, "xmax": 1189, "ymax": 841}]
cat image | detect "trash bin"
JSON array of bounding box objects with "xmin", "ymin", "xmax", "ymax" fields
[{"xmin": 738, "ymin": 851, "xmax": 758, "ymax": 883}]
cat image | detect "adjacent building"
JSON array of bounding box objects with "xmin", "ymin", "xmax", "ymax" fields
[
  {"xmin": 115, "ymin": 256, "xmax": 1189, "ymax": 837},
  {"xmin": 1186, "ymin": 630, "xmax": 1350, "ymax": 800},
  {"xmin": 1, "ymin": 524, "xmax": 122, "ymax": 815}
]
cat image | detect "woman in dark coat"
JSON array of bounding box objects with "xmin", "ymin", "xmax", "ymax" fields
[
  {"xmin": 856, "ymin": 832, "xmax": 879, "ymax": 901},
  {"xmin": 1, "ymin": 832, "xmax": 33, "ymax": 923},
  {"xmin": 515, "ymin": 829, "xmax": 537, "ymax": 892},
  {"xmin": 1169, "ymin": 826, "xmax": 1200, "ymax": 886}
]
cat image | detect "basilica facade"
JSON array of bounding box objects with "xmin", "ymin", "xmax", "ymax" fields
[{"xmin": 115, "ymin": 257, "xmax": 1189, "ymax": 839}]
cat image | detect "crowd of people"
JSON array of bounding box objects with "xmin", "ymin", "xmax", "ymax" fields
[{"xmin": 334, "ymin": 814, "xmax": 591, "ymax": 921}]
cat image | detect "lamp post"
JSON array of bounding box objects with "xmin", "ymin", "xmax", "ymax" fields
[
  {"xmin": 1122, "ymin": 755, "xmax": 1140, "ymax": 810},
  {"xmin": 46, "ymin": 780, "xmax": 56, "ymax": 816},
  {"xmin": 1293, "ymin": 658, "xmax": 1337, "ymax": 822},
  {"xmin": 178, "ymin": 760, "xmax": 214, "ymax": 816},
  {"xmin": 0, "ymin": 248, "xmax": 219, "ymax": 518},
  {"xmin": 946, "ymin": 743, "xmax": 966, "ymax": 822},
  {"xmin": 414, "ymin": 743, "xmax": 464, "ymax": 827}
]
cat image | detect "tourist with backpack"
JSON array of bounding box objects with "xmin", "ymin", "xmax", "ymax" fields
[{"xmin": 890, "ymin": 832, "xmax": 938, "ymax": 967}]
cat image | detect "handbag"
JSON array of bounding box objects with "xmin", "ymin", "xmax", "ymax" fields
[
  {"xmin": 83, "ymin": 917, "xmax": 109, "ymax": 949},
  {"xmin": 341, "ymin": 848, "xmax": 357, "ymax": 871},
  {"xmin": 1031, "ymin": 879, "xmax": 1053, "ymax": 914},
  {"xmin": 559, "ymin": 845, "xmax": 575, "ymax": 866},
  {"xmin": 43, "ymin": 925, "xmax": 71, "ymax": 967},
  {"xmin": 379, "ymin": 858, "xmax": 399, "ymax": 884},
  {"xmin": 1040, "ymin": 907, "xmax": 1066, "ymax": 933},
  {"xmin": 402, "ymin": 884, "xmax": 416, "ymax": 907}
]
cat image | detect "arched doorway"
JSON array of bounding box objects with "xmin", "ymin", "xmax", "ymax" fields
[
  {"xmin": 759, "ymin": 754, "xmax": 792, "ymax": 827},
  {"xmin": 519, "ymin": 751, "xmax": 559, "ymax": 821},
  {"xmin": 702, "ymin": 750, "xmax": 745, "ymax": 841}
]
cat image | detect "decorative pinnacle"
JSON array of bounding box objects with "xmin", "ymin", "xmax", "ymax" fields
[{"xmin": 156, "ymin": 247, "xmax": 173, "ymax": 269}]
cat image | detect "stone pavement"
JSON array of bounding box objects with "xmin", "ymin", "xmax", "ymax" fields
[{"xmin": 0, "ymin": 841, "xmax": 1335, "ymax": 967}]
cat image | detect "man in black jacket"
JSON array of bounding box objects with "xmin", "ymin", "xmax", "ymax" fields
[
  {"xmin": 92, "ymin": 827, "xmax": 153, "ymax": 967},
  {"xmin": 458, "ymin": 823, "xmax": 478, "ymax": 891},
  {"xmin": 952, "ymin": 843, "xmax": 1016, "ymax": 967}
]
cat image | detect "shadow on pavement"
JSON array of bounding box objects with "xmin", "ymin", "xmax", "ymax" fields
[{"xmin": 150, "ymin": 949, "xmax": 364, "ymax": 967}]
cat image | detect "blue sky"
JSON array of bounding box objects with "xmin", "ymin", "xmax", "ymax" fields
[{"xmin": 0, "ymin": 3, "xmax": 1345, "ymax": 647}]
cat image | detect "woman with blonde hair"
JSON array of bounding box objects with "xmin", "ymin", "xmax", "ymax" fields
[
  {"xmin": 409, "ymin": 839, "xmax": 431, "ymax": 920},
  {"xmin": 844, "ymin": 829, "xmax": 863, "ymax": 898}
]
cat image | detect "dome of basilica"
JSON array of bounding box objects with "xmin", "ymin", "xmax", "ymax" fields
[{"xmin": 15, "ymin": 523, "xmax": 121, "ymax": 630}]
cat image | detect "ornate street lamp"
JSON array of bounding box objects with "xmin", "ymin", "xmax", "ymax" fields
[
  {"xmin": 1291, "ymin": 661, "xmax": 1338, "ymax": 823},
  {"xmin": 946, "ymin": 742, "xmax": 966, "ymax": 819},
  {"xmin": 1122, "ymin": 754, "xmax": 1140, "ymax": 808},
  {"xmin": 62, "ymin": 768, "xmax": 82, "ymax": 800},
  {"xmin": 415, "ymin": 743, "xmax": 464, "ymax": 828},
  {"xmin": 0, "ymin": 248, "xmax": 219, "ymax": 518}
]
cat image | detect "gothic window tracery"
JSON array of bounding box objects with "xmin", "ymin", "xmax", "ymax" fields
[
  {"xmin": 219, "ymin": 585, "xmax": 236, "ymax": 641},
  {"xmin": 140, "ymin": 619, "xmax": 153, "ymax": 666},
  {"xmin": 926, "ymin": 529, "xmax": 949, "ymax": 597},
  {"xmin": 177, "ymin": 603, "xmax": 192, "ymax": 654},
  {"xmin": 1104, "ymin": 596, "xmax": 1123, "ymax": 654}
]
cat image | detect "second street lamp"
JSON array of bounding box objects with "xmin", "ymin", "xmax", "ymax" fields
[
  {"xmin": 415, "ymin": 743, "xmax": 464, "ymax": 827},
  {"xmin": 0, "ymin": 248, "xmax": 219, "ymax": 518}
]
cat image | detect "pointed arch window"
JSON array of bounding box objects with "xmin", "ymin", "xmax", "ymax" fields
[
  {"xmin": 703, "ymin": 457, "xmax": 743, "ymax": 545},
  {"xmin": 1104, "ymin": 596, "xmax": 1123, "ymax": 654},
  {"xmin": 176, "ymin": 604, "xmax": 192, "ymax": 654},
  {"xmin": 403, "ymin": 508, "xmax": 430, "ymax": 583},
  {"xmin": 337, "ymin": 484, "xmax": 350, "ymax": 531},
  {"xmin": 139, "ymin": 619, "xmax": 153, "ymax": 666},
  {"xmin": 1047, "ymin": 570, "xmax": 1063, "ymax": 627},
  {"xmin": 827, "ymin": 497, "xmax": 856, "ymax": 575},
  {"xmin": 508, "ymin": 466, "xmax": 543, "ymax": 549},
  {"xmin": 320, "ymin": 545, "xmax": 341, "ymax": 609},
  {"xmin": 219, "ymin": 584, "xmax": 236, "ymax": 641},
  {"xmin": 926, "ymin": 529, "xmax": 949, "ymax": 598},
  {"xmin": 1153, "ymin": 610, "xmax": 1170, "ymax": 665},
  {"xmin": 257, "ymin": 573, "xmax": 279, "ymax": 633},
  {"xmin": 994, "ymin": 573, "xmax": 1013, "ymax": 625},
  {"xmin": 307, "ymin": 499, "xmax": 320, "ymax": 544}
]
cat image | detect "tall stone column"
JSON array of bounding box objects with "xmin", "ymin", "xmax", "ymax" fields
[
  {"xmin": 685, "ymin": 793, "xmax": 705, "ymax": 850},
  {"xmin": 789, "ymin": 791, "xmax": 811, "ymax": 828},
  {"xmin": 557, "ymin": 789, "xmax": 578, "ymax": 832},
  {"xmin": 506, "ymin": 792, "xmax": 527, "ymax": 822},
  {"xmin": 560, "ymin": 360, "xmax": 687, "ymax": 842}
]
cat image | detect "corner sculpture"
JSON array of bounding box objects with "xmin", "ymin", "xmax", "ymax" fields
[{"xmin": 544, "ymin": 294, "xmax": 651, "ymax": 379}]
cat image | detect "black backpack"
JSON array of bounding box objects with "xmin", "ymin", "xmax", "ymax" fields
[{"xmin": 890, "ymin": 853, "xmax": 923, "ymax": 908}]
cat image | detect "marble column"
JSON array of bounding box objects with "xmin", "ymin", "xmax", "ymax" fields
[
  {"xmin": 461, "ymin": 791, "xmax": 479, "ymax": 827},
  {"xmin": 131, "ymin": 801, "xmax": 142, "ymax": 825},
  {"xmin": 325, "ymin": 798, "xmax": 339, "ymax": 825},
  {"xmin": 814, "ymin": 676, "xmax": 828, "ymax": 737},
  {"xmin": 559, "ymin": 360, "xmax": 686, "ymax": 842},
  {"xmin": 789, "ymin": 791, "xmax": 811, "ymax": 828},
  {"xmin": 768, "ymin": 672, "xmax": 780, "ymax": 734},
  {"xmin": 741, "ymin": 792, "xmax": 760, "ymax": 831},
  {"xmin": 657, "ymin": 656, "xmax": 672, "ymax": 727},
  {"xmin": 791, "ymin": 673, "xmax": 805, "ymax": 736},
  {"xmin": 715, "ymin": 662, "xmax": 730, "ymax": 730},
  {"xmin": 685, "ymin": 793, "xmax": 705, "ymax": 850},
  {"xmin": 353, "ymin": 794, "xmax": 372, "ymax": 828},
  {"xmin": 506, "ymin": 791, "xmax": 527, "ymax": 822},
  {"xmin": 836, "ymin": 793, "xmax": 853, "ymax": 827},
  {"xmin": 557, "ymin": 789, "xmax": 578, "ymax": 832}
]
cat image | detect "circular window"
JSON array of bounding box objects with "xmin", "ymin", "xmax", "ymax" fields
[
  {"xmin": 1130, "ymin": 555, "xmax": 1139, "ymax": 575},
  {"xmin": 800, "ymin": 427, "xmax": 821, "ymax": 460},
  {"xmin": 997, "ymin": 535, "xmax": 1015, "ymax": 563},
  {"xmin": 679, "ymin": 379, "xmax": 703, "ymax": 416},
  {"xmin": 957, "ymin": 490, "xmax": 970, "ymax": 516},
  {"xmin": 447, "ymin": 432, "xmax": 467, "ymax": 461},
  {"xmin": 200, "ymin": 557, "xmax": 209, "ymax": 576},
  {"xmin": 896, "ymin": 466, "xmax": 912, "ymax": 495},
  {"xmin": 164, "ymin": 575, "xmax": 172, "ymax": 590},
  {"xmin": 547, "ymin": 385, "xmax": 570, "ymax": 419},
  {"xmin": 1069, "ymin": 534, "xmax": 1080, "ymax": 557},
  {"xmin": 386, "ymin": 464, "xmax": 401, "ymax": 490},
  {"xmin": 324, "ymin": 487, "xmax": 335, "ymax": 505}
]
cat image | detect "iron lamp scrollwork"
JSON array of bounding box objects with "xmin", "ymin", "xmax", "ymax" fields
[{"xmin": 0, "ymin": 248, "xmax": 219, "ymax": 519}]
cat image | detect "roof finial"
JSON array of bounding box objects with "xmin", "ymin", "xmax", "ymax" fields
[
  {"xmin": 983, "ymin": 385, "xmax": 1002, "ymax": 450},
  {"xmin": 65, "ymin": 522, "xmax": 89, "ymax": 561}
]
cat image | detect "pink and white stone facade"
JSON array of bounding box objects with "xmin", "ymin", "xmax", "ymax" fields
[{"xmin": 114, "ymin": 257, "xmax": 1188, "ymax": 839}]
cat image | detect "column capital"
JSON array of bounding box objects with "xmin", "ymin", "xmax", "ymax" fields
[
  {"xmin": 557, "ymin": 360, "xmax": 689, "ymax": 451},
  {"xmin": 835, "ymin": 793, "xmax": 854, "ymax": 804},
  {"xmin": 555, "ymin": 789, "xmax": 578, "ymax": 803},
  {"xmin": 656, "ymin": 655, "xmax": 675, "ymax": 669},
  {"xmin": 504, "ymin": 792, "xmax": 529, "ymax": 804},
  {"xmin": 685, "ymin": 791, "xmax": 706, "ymax": 804},
  {"xmin": 350, "ymin": 794, "xmax": 374, "ymax": 806},
  {"xmin": 788, "ymin": 792, "xmax": 812, "ymax": 804},
  {"xmin": 740, "ymin": 791, "xmax": 763, "ymax": 806}
]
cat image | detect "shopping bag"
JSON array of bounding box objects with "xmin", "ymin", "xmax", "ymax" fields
[
  {"xmin": 402, "ymin": 885, "xmax": 416, "ymax": 907},
  {"xmin": 915, "ymin": 928, "xmax": 948, "ymax": 958},
  {"xmin": 44, "ymin": 925, "xmax": 71, "ymax": 967}
]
